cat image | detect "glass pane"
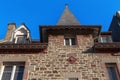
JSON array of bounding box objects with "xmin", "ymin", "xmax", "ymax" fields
[
  {"xmin": 17, "ymin": 37, "xmax": 25, "ymax": 43},
  {"xmin": 16, "ymin": 66, "xmax": 24, "ymax": 71},
  {"xmin": 2, "ymin": 73, "xmax": 11, "ymax": 80},
  {"xmin": 107, "ymin": 67, "xmax": 118, "ymax": 80},
  {"xmin": 14, "ymin": 66, "xmax": 24, "ymax": 80},
  {"xmin": 71, "ymin": 38, "xmax": 76, "ymax": 45},
  {"xmin": 14, "ymin": 72, "xmax": 24, "ymax": 80},
  {"xmin": 102, "ymin": 37, "xmax": 107, "ymax": 43},
  {"xmin": 1, "ymin": 66, "xmax": 12, "ymax": 80},
  {"xmin": 4, "ymin": 66, "xmax": 13, "ymax": 71},
  {"xmin": 65, "ymin": 38, "xmax": 70, "ymax": 45}
]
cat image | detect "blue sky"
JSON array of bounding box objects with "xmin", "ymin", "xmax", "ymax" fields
[{"xmin": 0, "ymin": 0, "xmax": 120, "ymax": 39}]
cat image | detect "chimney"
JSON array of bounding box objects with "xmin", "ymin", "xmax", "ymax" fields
[{"xmin": 5, "ymin": 23, "xmax": 16, "ymax": 41}]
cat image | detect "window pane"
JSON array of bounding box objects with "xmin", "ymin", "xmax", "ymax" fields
[
  {"xmin": 102, "ymin": 37, "xmax": 107, "ymax": 43},
  {"xmin": 107, "ymin": 67, "xmax": 118, "ymax": 80},
  {"xmin": 17, "ymin": 37, "xmax": 25, "ymax": 43},
  {"xmin": 14, "ymin": 66, "xmax": 25, "ymax": 80},
  {"xmin": 65, "ymin": 38, "xmax": 70, "ymax": 45},
  {"xmin": 4, "ymin": 66, "xmax": 13, "ymax": 71},
  {"xmin": 16, "ymin": 66, "xmax": 24, "ymax": 71},
  {"xmin": 71, "ymin": 38, "xmax": 76, "ymax": 45},
  {"xmin": 2, "ymin": 66, "xmax": 12, "ymax": 80}
]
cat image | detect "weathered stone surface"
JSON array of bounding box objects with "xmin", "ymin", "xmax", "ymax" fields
[
  {"xmin": 5, "ymin": 23, "xmax": 16, "ymax": 41},
  {"xmin": 0, "ymin": 34, "xmax": 114, "ymax": 80}
]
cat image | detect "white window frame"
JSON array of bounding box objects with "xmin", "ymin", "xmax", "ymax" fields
[
  {"xmin": 64, "ymin": 37, "xmax": 76, "ymax": 46},
  {"xmin": 15, "ymin": 35, "xmax": 27, "ymax": 43},
  {"xmin": 0, "ymin": 64, "xmax": 24, "ymax": 80}
]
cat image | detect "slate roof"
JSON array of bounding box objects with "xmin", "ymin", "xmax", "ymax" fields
[{"xmin": 57, "ymin": 4, "xmax": 80, "ymax": 25}]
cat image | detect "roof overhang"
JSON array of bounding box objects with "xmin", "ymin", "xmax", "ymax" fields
[
  {"xmin": 100, "ymin": 31, "xmax": 112, "ymax": 35},
  {"xmin": 0, "ymin": 43, "xmax": 47, "ymax": 53},
  {"xmin": 94, "ymin": 42, "xmax": 120, "ymax": 53},
  {"xmin": 40, "ymin": 25, "xmax": 101, "ymax": 42}
]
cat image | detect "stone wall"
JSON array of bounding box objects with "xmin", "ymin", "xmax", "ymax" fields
[{"xmin": 0, "ymin": 34, "xmax": 120, "ymax": 80}]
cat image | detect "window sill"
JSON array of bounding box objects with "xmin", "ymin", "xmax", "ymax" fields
[{"xmin": 63, "ymin": 45, "xmax": 79, "ymax": 47}]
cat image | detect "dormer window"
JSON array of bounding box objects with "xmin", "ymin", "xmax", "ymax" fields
[
  {"xmin": 100, "ymin": 32, "xmax": 113, "ymax": 43},
  {"xmin": 101, "ymin": 37, "xmax": 108, "ymax": 43},
  {"xmin": 16, "ymin": 35, "xmax": 28, "ymax": 43},
  {"xmin": 64, "ymin": 34, "xmax": 76, "ymax": 46},
  {"xmin": 100, "ymin": 36, "xmax": 112, "ymax": 43},
  {"xmin": 13, "ymin": 24, "xmax": 31, "ymax": 44},
  {"xmin": 17, "ymin": 36, "xmax": 25, "ymax": 43}
]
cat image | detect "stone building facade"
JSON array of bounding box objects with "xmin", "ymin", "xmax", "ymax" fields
[{"xmin": 0, "ymin": 5, "xmax": 120, "ymax": 80}]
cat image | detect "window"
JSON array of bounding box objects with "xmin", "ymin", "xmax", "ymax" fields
[
  {"xmin": 106, "ymin": 63, "xmax": 119, "ymax": 80},
  {"xmin": 0, "ymin": 62, "xmax": 25, "ymax": 80},
  {"xmin": 101, "ymin": 37, "xmax": 108, "ymax": 43},
  {"xmin": 100, "ymin": 36, "xmax": 112, "ymax": 43},
  {"xmin": 17, "ymin": 36, "xmax": 26, "ymax": 43},
  {"xmin": 64, "ymin": 38, "xmax": 76, "ymax": 46},
  {"xmin": 15, "ymin": 35, "xmax": 29, "ymax": 44},
  {"xmin": 69, "ymin": 78, "xmax": 78, "ymax": 80}
]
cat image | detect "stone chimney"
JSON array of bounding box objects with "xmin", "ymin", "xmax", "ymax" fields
[{"xmin": 5, "ymin": 23, "xmax": 16, "ymax": 41}]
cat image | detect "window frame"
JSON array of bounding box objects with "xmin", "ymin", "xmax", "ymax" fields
[
  {"xmin": 0, "ymin": 62, "xmax": 25, "ymax": 80},
  {"xmin": 100, "ymin": 35, "xmax": 112, "ymax": 43},
  {"xmin": 106, "ymin": 63, "xmax": 120, "ymax": 80},
  {"xmin": 15, "ymin": 35, "xmax": 28, "ymax": 43},
  {"xmin": 101, "ymin": 37, "xmax": 108, "ymax": 43},
  {"xmin": 64, "ymin": 37, "xmax": 76, "ymax": 46}
]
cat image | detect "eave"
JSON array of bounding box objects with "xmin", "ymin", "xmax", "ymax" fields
[
  {"xmin": 100, "ymin": 31, "xmax": 112, "ymax": 35},
  {"xmin": 40, "ymin": 25, "xmax": 101, "ymax": 42},
  {"xmin": 0, "ymin": 43, "xmax": 47, "ymax": 53},
  {"xmin": 94, "ymin": 42, "xmax": 120, "ymax": 53}
]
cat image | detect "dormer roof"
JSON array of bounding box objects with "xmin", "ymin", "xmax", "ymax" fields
[{"xmin": 14, "ymin": 23, "xmax": 30, "ymax": 33}]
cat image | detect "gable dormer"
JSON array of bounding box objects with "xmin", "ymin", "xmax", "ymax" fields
[
  {"xmin": 98, "ymin": 32, "xmax": 112, "ymax": 43},
  {"xmin": 13, "ymin": 23, "xmax": 31, "ymax": 43}
]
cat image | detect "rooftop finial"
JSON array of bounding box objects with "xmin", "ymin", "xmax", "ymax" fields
[{"xmin": 65, "ymin": 4, "xmax": 68, "ymax": 8}]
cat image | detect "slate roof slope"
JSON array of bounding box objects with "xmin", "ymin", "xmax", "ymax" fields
[{"xmin": 57, "ymin": 5, "xmax": 80, "ymax": 25}]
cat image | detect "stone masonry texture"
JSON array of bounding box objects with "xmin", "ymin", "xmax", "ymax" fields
[{"xmin": 0, "ymin": 34, "xmax": 119, "ymax": 80}]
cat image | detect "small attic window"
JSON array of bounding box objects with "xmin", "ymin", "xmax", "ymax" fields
[
  {"xmin": 14, "ymin": 30, "xmax": 28, "ymax": 44},
  {"xmin": 16, "ymin": 36, "xmax": 28, "ymax": 43},
  {"xmin": 64, "ymin": 34, "xmax": 76, "ymax": 46},
  {"xmin": 64, "ymin": 38, "xmax": 76, "ymax": 46},
  {"xmin": 100, "ymin": 36, "xmax": 112, "ymax": 43},
  {"xmin": 13, "ymin": 24, "xmax": 31, "ymax": 44},
  {"xmin": 101, "ymin": 37, "xmax": 108, "ymax": 43}
]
